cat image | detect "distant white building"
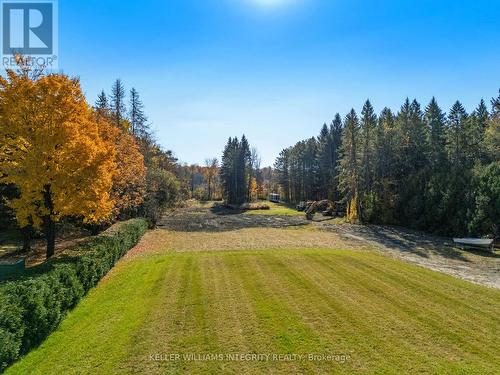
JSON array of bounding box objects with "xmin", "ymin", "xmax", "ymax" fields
[{"xmin": 268, "ymin": 193, "xmax": 280, "ymax": 203}]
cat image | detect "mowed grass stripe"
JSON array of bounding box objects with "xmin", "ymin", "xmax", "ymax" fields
[
  {"xmin": 328, "ymin": 252, "xmax": 500, "ymax": 346},
  {"xmin": 346, "ymin": 252, "xmax": 500, "ymax": 315},
  {"xmin": 343, "ymin": 255, "xmax": 500, "ymax": 343},
  {"xmin": 231, "ymin": 254, "xmax": 322, "ymax": 374},
  {"xmin": 261, "ymin": 252, "xmax": 423, "ymax": 373},
  {"xmin": 123, "ymin": 255, "xmax": 187, "ymax": 374},
  {"xmin": 249, "ymin": 254, "xmax": 371, "ymax": 374},
  {"xmin": 143, "ymin": 255, "xmax": 222, "ymax": 375},
  {"xmin": 5, "ymin": 249, "xmax": 500, "ymax": 375},
  {"xmin": 305, "ymin": 252, "xmax": 500, "ymax": 372},
  {"xmin": 6, "ymin": 255, "xmax": 177, "ymax": 375}
]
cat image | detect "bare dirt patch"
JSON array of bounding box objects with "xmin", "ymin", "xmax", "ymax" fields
[
  {"xmin": 318, "ymin": 223, "xmax": 500, "ymax": 289},
  {"xmin": 158, "ymin": 203, "xmax": 310, "ymax": 232}
]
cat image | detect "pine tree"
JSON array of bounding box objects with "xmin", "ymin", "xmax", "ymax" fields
[
  {"xmin": 373, "ymin": 107, "xmax": 398, "ymax": 223},
  {"xmin": 274, "ymin": 149, "xmax": 291, "ymax": 202},
  {"xmin": 303, "ymin": 137, "xmax": 319, "ymax": 200},
  {"xmin": 338, "ymin": 109, "xmax": 361, "ymax": 222},
  {"xmin": 317, "ymin": 125, "xmax": 330, "ymax": 199},
  {"xmin": 272, "ymin": 91, "xmax": 499, "ymax": 237},
  {"xmin": 329, "ymin": 114, "xmax": 343, "ymax": 200},
  {"xmin": 425, "ymin": 97, "xmax": 447, "ymax": 170},
  {"xmin": 423, "ymin": 98, "xmax": 448, "ymax": 230},
  {"xmin": 447, "ymin": 101, "xmax": 469, "ymax": 168},
  {"xmin": 129, "ymin": 88, "xmax": 149, "ymax": 138},
  {"xmin": 393, "ymin": 99, "xmax": 429, "ymax": 226},
  {"xmin": 468, "ymin": 99, "xmax": 489, "ymax": 163},
  {"xmin": 220, "ymin": 135, "xmax": 253, "ymax": 204},
  {"xmin": 240, "ymin": 135, "xmax": 251, "ymax": 202},
  {"xmin": 95, "ymin": 90, "xmax": 109, "ymax": 114},
  {"xmin": 110, "ymin": 79, "xmax": 126, "ymax": 129},
  {"xmin": 485, "ymin": 91, "xmax": 500, "ymax": 160},
  {"xmin": 360, "ymin": 100, "xmax": 377, "ymax": 194}
]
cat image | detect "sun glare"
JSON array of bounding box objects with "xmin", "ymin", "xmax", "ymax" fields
[{"xmin": 250, "ymin": 0, "xmax": 291, "ymax": 7}]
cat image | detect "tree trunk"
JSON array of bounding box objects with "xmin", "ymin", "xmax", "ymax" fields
[
  {"xmin": 45, "ymin": 218, "xmax": 56, "ymax": 258},
  {"xmin": 21, "ymin": 226, "xmax": 32, "ymax": 252},
  {"xmin": 43, "ymin": 185, "xmax": 56, "ymax": 259}
]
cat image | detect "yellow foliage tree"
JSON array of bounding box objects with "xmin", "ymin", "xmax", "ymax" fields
[
  {"xmin": 0, "ymin": 71, "xmax": 116, "ymax": 258},
  {"xmin": 203, "ymin": 158, "xmax": 219, "ymax": 201},
  {"xmin": 347, "ymin": 194, "xmax": 361, "ymax": 224},
  {"xmin": 249, "ymin": 177, "xmax": 258, "ymax": 201},
  {"xmin": 95, "ymin": 112, "xmax": 146, "ymax": 219}
]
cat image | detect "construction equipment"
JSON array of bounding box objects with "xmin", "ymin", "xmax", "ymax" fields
[
  {"xmin": 297, "ymin": 201, "xmax": 314, "ymax": 212},
  {"xmin": 305, "ymin": 200, "xmax": 336, "ymax": 220}
]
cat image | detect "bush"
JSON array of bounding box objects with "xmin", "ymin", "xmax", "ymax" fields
[
  {"xmin": 0, "ymin": 218, "xmax": 147, "ymax": 372},
  {"xmin": 240, "ymin": 202, "xmax": 270, "ymax": 211},
  {"xmin": 0, "ymin": 293, "xmax": 23, "ymax": 372},
  {"xmin": 144, "ymin": 168, "xmax": 179, "ymax": 228}
]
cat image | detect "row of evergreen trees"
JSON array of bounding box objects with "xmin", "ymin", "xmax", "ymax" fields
[
  {"xmin": 220, "ymin": 136, "xmax": 253, "ymax": 204},
  {"xmin": 95, "ymin": 79, "xmax": 149, "ymax": 140},
  {"xmin": 274, "ymin": 93, "xmax": 499, "ymax": 236}
]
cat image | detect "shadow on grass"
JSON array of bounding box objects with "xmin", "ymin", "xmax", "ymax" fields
[
  {"xmin": 158, "ymin": 203, "xmax": 310, "ymax": 233},
  {"xmin": 210, "ymin": 204, "xmax": 245, "ymax": 216}
]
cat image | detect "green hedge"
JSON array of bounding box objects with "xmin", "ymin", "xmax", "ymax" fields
[{"xmin": 0, "ymin": 218, "xmax": 148, "ymax": 372}]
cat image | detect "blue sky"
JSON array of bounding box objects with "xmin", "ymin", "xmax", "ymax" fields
[{"xmin": 59, "ymin": 0, "xmax": 500, "ymax": 166}]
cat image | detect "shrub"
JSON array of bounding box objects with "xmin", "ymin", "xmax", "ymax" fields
[
  {"xmin": 0, "ymin": 292, "xmax": 23, "ymax": 371},
  {"xmin": 240, "ymin": 202, "xmax": 270, "ymax": 211},
  {"xmin": 0, "ymin": 218, "xmax": 147, "ymax": 372},
  {"xmin": 144, "ymin": 168, "xmax": 179, "ymax": 228}
]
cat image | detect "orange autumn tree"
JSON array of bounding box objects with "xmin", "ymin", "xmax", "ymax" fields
[
  {"xmin": 94, "ymin": 112, "xmax": 146, "ymax": 220},
  {"xmin": 0, "ymin": 70, "xmax": 116, "ymax": 258}
]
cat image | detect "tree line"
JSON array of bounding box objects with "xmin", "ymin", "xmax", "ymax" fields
[
  {"xmin": 0, "ymin": 57, "xmax": 180, "ymax": 258},
  {"xmin": 220, "ymin": 136, "xmax": 269, "ymax": 205},
  {"xmin": 274, "ymin": 93, "xmax": 499, "ymax": 237}
]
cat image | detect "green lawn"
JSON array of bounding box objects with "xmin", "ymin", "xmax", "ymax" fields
[
  {"xmin": 6, "ymin": 248, "xmax": 500, "ymax": 374},
  {"xmin": 245, "ymin": 201, "xmax": 304, "ymax": 216}
]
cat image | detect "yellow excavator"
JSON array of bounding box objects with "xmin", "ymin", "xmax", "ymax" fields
[{"xmin": 305, "ymin": 200, "xmax": 336, "ymax": 220}]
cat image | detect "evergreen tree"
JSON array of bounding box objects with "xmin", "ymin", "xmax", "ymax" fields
[
  {"xmin": 422, "ymin": 98, "xmax": 448, "ymax": 230},
  {"xmin": 274, "ymin": 149, "xmax": 291, "ymax": 202},
  {"xmin": 110, "ymin": 79, "xmax": 126, "ymax": 128},
  {"xmin": 240, "ymin": 135, "xmax": 252, "ymax": 202},
  {"xmin": 373, "ymin": 107, "xmax": 398, "ymax": 223},
  {"xmin": 338, "ymin": 109, "xmax": 361, "ymax": 222},
  {"xmin": 129, "ymin": 88, "xmax": 149, "ymax": 138},
  {"xmin": 468, "ymin": 99, "xmax": 489, "ymax": 163},
  {"xmin": 329, "ymin": 114, "xmax": 343, "ymax": 201},
  {"xmin": 360, "ymin": 100, "xmax": 377, "ymax": 194},
  {"xmin": 485, "ymin": 91, "xmax": 500, "ymax": 161},
  {"xmin": 394, "ymin": 99, "xmax": 428, "ymax": 226},
  {"xmin": 273, "ymin": 91, "xmax": 499, "ymax": 237},
  {"xmin": 317, "ymin": 124, "xmax": 331, "ymax": 199},
  {"xmin": 220, "ymin": 135, "xmax": 253, "ymax": 204},
  {"xmin": 95, "ymin": 90, "xmax": 109, "ymax": 113},
  {"xmin": 425, "ymin": 97, "xmax": 447, "ymax": 170},
  {"xmin": 447, "ymin": 101, "xmax": 469, "ymax": 168},
  {"xmin": 444, "ymin": 101, "xmax": 472, "ymax": 234}
]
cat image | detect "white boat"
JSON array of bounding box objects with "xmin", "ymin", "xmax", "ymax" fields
[{"xmin": 453, "ymin": 238, "xmax": 494, "ymax": 251}]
